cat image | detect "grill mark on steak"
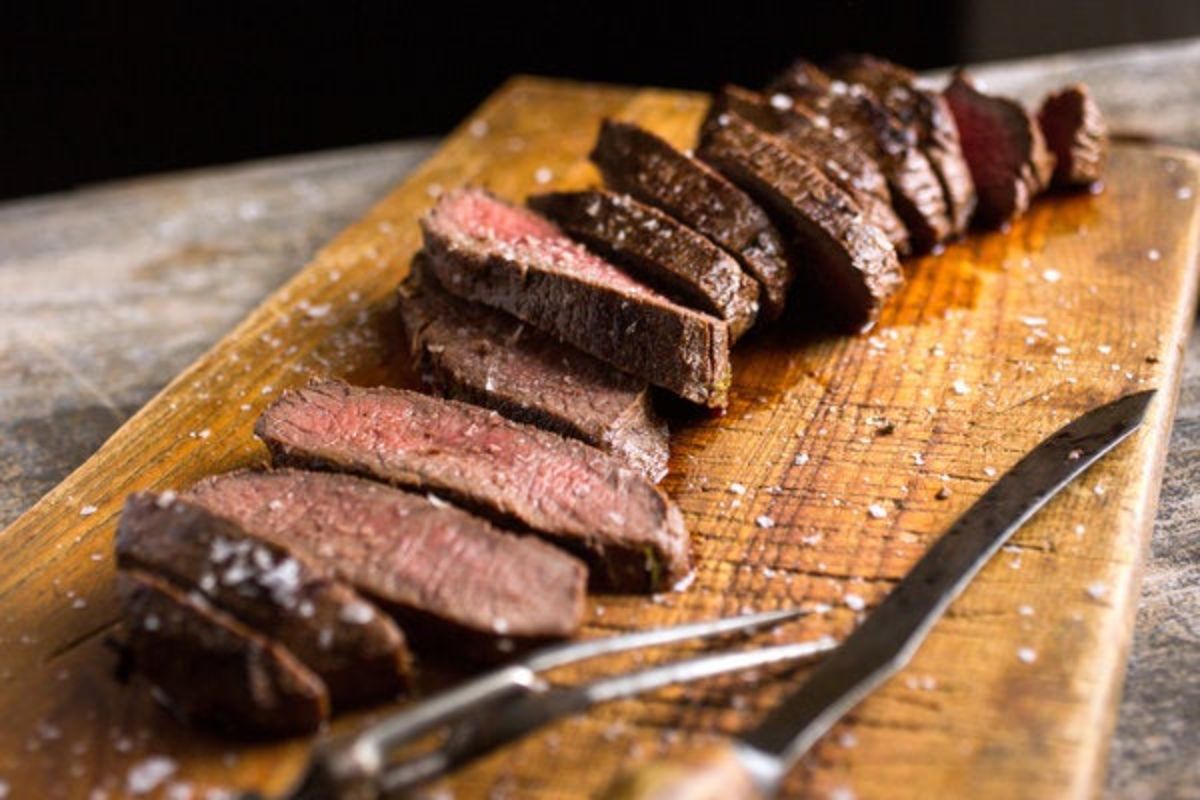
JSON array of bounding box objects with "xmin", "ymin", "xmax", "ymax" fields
[
  {"xmin": 767, "ymin": 59, "xmax": 953, "ymax": 253},
  {"xmin": 184, "ymin": 469, "xmax": 588, "ymax": 648},
  {"xmin": 829, "ymin": 54, "xmax": 977, "ymax": 236},
  {"xmin": 117, "ymin": 493, "xmax": 411, "ymax": 708},
  {"xmin": 698, "ymin": 111, "xmax": 903, "ymax": 332},
  {"xmin": 1037, "ymin": 84, "xmax": 1108, "ymax": 189},
  {"xmin": 398, "ymin": 264, "xmax": 669, "ymax": 481},
  {"xmin": 529, "ymin": 189, "xmax": 760, "ymax": 340},
  {"xmin": 420, "ymin": 188, "xmax": 731, "ymax": 409},
  {"xmin": 118, "ymin": 568, "xmax": 329, "ymax": 737},
  {"xmin": 255, "ymin": 381, "xmax": 693, "ymax": 592},
  {"xmin": 944, "ymin": 71, "xmax": 1055, "ymax": 228},
  {"xmin": 589, "ymin": 119, "xmax": 793, "ymax": 319},
  {"xmin": 704, "ymin": 85, "xmax": 911, "ymax": 256}
]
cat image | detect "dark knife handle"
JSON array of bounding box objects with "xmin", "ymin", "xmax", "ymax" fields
[{"xmin": 600, "ymin": 742, "xmax": 766, "ymax": 800}]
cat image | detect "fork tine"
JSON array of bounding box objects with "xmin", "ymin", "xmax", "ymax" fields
[
  {"xmin": 379, "ymin": 636, "xmax": 839, "ymax": 796},
  {"xmin": 583, "ymin": 636, "xmax": 838, "ymax": 705},
  {"xmin": 525, "ymin": 606, "xmax": 819, "ymax": 672}
]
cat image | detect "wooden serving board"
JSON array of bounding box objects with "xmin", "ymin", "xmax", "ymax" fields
[{"xmin": 1, "ymin": 77, "xmax": 1198, "ymax": 800}]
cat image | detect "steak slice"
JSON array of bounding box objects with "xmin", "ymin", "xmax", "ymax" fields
[
  {"xmin": 698, "ymin": 111, "xmax": 903, "ymax": 331},
  {"xmin": 704, "ymin": 85, "xmax": 910, "ymax": 255},
  {"xmin": 255, "ymin": 381, "xmax": 693, "ymax": 592},
  {"xmin": 829, "ymin": 54, "xmax": 977, "ymax": 236},
  {"xmin": 943, "ymin": 72, "xmax": 1055, "ymax": 228},
  {"xmin": 398, "ymin": 265, "xmax": 669, "ymax": 481},
  {"xmin": 589, "ymin": 119, "xmax": 793, "ymax": 319},
  {"xmin": 184, "ymin": 469, "xmax": 588, "ymax": 648},
  {"xmin": 529, "ymin": 189, "xmax": 760, "ymax": 340},
  {"xmin": 1037, "ymin": 83, "xmax": 1108, "ymax": 189},
  {"xmin": 117, "ymin": 493, "xmax": 411, "ymax": 708},
  {"xmin": 118, "ymin": 568, "xmax": 329, "ymax": 737},
  {"xmin": 768, "ymin": 59, "xmax": 952, "ymax": 253},
  {"xmin": 420, "ymin": 188, "xmax": 730, "ymax": 410}
]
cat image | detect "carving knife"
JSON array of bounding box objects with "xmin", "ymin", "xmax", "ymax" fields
[{"xmin": 604, "ymin": 389, "xmax": 1155, "ymax": 800}]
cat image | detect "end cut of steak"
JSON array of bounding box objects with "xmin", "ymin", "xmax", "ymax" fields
[
  {"xmin": 768, "ymin": 59, "xmax": 952, "ymax": 253},
  {"xmin": 943, "ymin": 72, "xmax": 1055, "ymax": 228},
  {"xmin": 119, "ymin": 568, "xmax": 329, "ymax": 737},
  {"xmin": 829, "ymin": 54, "xmax": 977, "ymax": 236},
  {"xmin": 255, "ymin": 381, "xmax": 692, "ymax": 592},
  {"xmin": 589, "ymin": 119, "xmax": 793, "ymax": 319},
  {"xmin": 398, "ymin": 265, "xmax": 669, "ymax": 481},
  {"xmin": 529, "ymin": 189, "xmax": 760, "ymax": 339},
  {"xmin": 698, "ymin": 111, "xmax": 903, "ymax": 331},
  {"xmin": 704, "ymin": 85, "xmax": 910, "ymax": 255},
  {"xmin": 420, "ymin": 188, "xmax": 730, "ymax": 409},
  {"xmin": 1037, "ymin": 83, "xmax": 1108, "ymax": 189},
  {"xmin": 117, "ymin": 493, "xmax": 411, "ymax": 708},
  {"xmin": 185, "ymin": 469, "xmax": 588, "ymax": 648}
]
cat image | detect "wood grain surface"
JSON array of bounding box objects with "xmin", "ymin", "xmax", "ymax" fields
[{"xmin": 0, "ymin": 76, "xmax": 1198, "ymax": 800}]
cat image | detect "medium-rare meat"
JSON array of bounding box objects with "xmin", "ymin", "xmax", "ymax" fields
[
  {"xmin": 698, "ymin": 111, "xmax": 903, "ymax": 331},
  {"xmin": 420, "ymin": 188, "xmax": 730, "ymax": 409},
  {"xmin": 703, "ymin": 85, "xmax": 910, "ymax": 254},
  {"xmin": 943, "ymin": 71, "xmax": 1055, "ymax": 228},
  {"xmin": 119, "ymin": 569, "xmax": 329, "ymax": 737},
  {"xmin": 768, "ymin": 59, "xmax": 952, "ymax": 253},
  {"xmin": 529, "ymin": 189, "xmax": 760, "ymax": 340},
  {"xmin": 184, "ymin": 469, "xmax": 588, "ymax": 648},
  {"xmin": 589, "ymin": 119, "xmax": 793, "ymax": 319},
  {"xmin": 1037, "ymin": 83, "xmax": 1108, "ymax": 189},
  {"xmin": 397, "ymin": 265, "xmax": 669, "ymax": 481},
  {"xmin": 829, "ymin": 54, "xmax": 977, "ymax": 235},
  {"xmin": 255, "ymin": 381, "xmax": 692, "ymax": 592},
  {"xmin": 117, "ymin": 493, "xmax": 410, "ymax": 708}
]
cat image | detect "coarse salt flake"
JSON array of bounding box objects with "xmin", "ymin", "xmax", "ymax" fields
[
  {"xmin": 1086, "ymin": 581, "xmax": 1109, "ymax": 600},
  {"xmin": 126, "ymin": 756, "xmax": 177, "ymax": 795},
  {"xmin": 533, "ymin": 167, "xmax": 554, "ymax": 185},
  {"xmin": 755, "ymin": 515, "xmax": 776, "ymax": 529},
  {"xmin": 867, "ymin": 503, "xmax": 887, "ymax": 519},
  {"xmin": 793, "ymin": 452, "xmax": 810, "ymax": 466},
  {"xmin": 952, "ymin": 379, "xmax": 969, "ymax": 395},
  {"xmin": 728, "ymin": 482, "xmax": 747, "ymax": 495},
  {"xmin": 844, "ymin": 593, "xmax": 866, "ymax": 611},
  {"xmin": 1042, "ymin": 268, "xmax": 1062, "ymax": 283},
  {"xmin": 1017, "ymin": 647, "xmax": 1037, "ymax": 664},
  {"xmin": 80, "ymin": 505, "xmax": 98, "ymax": 517},
  {"xmin": 339, "ymin": 601, "xmax": 376, "ymax": 625},
  {"xmin": 1018, "ymin": 604, "xmax": 1034, "ymax": 617},
  {"xmin": 1147, "ymin": 248, "xmax": 1161, "ymax": 261}
]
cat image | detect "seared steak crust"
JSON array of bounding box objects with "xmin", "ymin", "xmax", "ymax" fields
[
  {"xmin": 589, "ymin": 119, "xmax": 793, "ymax": 319},
  {"xmin": 420, "ymin": 188, "xmax": 731, "ymax": 409},
  {"xmin": 1037, "ymin": 83, "xmax": 1108, "ymax": 188},
  {"xmin": 398, "ymin": 266, "xmax": 669, "ymax": 481},
  {"xmin": 118, "ymin": 569, "xmax": 329, "ymax": 737},
  {"xmin": 529, "ymin": 189, "xmax": 760, "ymax": 339},
  {"xmin": 699, "ymin": 112, "xmax": 903, "ymax": 331}
]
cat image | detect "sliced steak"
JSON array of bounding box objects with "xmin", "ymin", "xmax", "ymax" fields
[
  {"xmin": 768, "ymin": 59, "xmax": 952, "ymax": 253},
  {"xmin": 829, "ymin": 54, "xmax": 977, "ymax": 235},
  {"xmin": 184, "ymin": 469, "xmax": 588, "ymax": 648},
  {"xmin": 255, "ymin": 381, "xmax": 692, "ymax": 592},
  {"xmin": 119, "ymin": 568, "xmax": 329, "ymax": 737},
  {"xmin": 117, "ymin": 493, "xmax": 410, "ymax": 708},
  {"xmin": 398, "ymin": 266, "xmax": 669, "ymax": 481},
  {"xmin": 698, "ymin": 111, "xmax": 903, "ymax": 331},
  {"xmin": 704, "ymin": 85, "xmax": 910, "ymax": 254},
  {"xmin": 529, "ymin": 189, "xmax": 760, "ymax": 339},
  {"xmin": 420, "ymin": 188, "xmax": 730, "ymax": 409},
  {"xmin": 589, "ymin": 119, "xmax": 793, "ymax": 319},
  {"xmin": 943, "ymin": 72, "xmax": 1055, "ymax": 228},
  {"xmin": 1037, "ymin": 83, "xmax": 1108, "ymax": 189}
]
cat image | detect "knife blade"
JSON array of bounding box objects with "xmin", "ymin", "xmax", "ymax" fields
[{"xmin": 604, "ymin": 389, "xmax": 1154, "ymax": 800}]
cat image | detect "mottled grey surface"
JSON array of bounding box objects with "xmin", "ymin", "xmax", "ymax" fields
[{"xmin": 0, "ymin": 39, "xmax": 1197, "ymax": 798}]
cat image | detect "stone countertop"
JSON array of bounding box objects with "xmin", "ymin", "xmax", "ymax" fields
[{"xmin": 1, "ymin": 38, "xmax": 1198, "ymax": 800}]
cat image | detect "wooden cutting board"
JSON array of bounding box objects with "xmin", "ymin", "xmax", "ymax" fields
[{"xmin": 1, "ymin": 77, "xmax": 1198, "ymax": 800}]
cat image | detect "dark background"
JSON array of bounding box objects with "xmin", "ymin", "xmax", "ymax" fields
[{"xmin": 3, "ymin": 0, "xmax": 1198, "ymax": 200}]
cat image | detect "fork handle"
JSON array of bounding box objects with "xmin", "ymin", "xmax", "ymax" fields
[{"xmin": 600, "ymin": 742, "xmax": 766, "ymax": 800}]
